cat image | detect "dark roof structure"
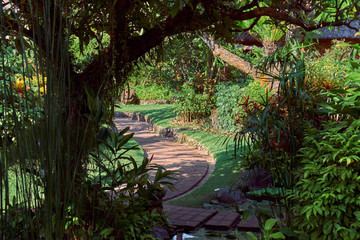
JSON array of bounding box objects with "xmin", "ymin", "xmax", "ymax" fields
[
  {"xmin": 235, "ymin": 21, "xmax": 360, "ymax": 46},
  {"xmin": 316, "ymin": 21, "xmax": 360, "ymax": 39}
]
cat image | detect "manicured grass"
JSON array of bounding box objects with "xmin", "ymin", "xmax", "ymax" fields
[
  {"xmin": 116, "ymin": 104, "xmax": 176, "ymax": 128},
  {"xmin": 167, "ymin": 130, "xmax": 243, "ymax": 207},
  {"xmin": 117, "ymin": 104, "xmax": 245, "ymax": 207}
]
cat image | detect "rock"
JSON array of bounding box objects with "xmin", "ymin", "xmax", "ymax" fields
[
  {"xmin": 210, "ymin": 199, "xmax": 220, "ymax": 205},
  {"xmin": 215, "ymin": 188, "xmax": 245, "ymax": 204},
  {"xmin": 203, "ymin": 203, "xmax": 214, "ymax": 209},
  {"xmin": 150, "ymin": 226, "xmax": 174, "ymax": 240},
  {"xmin": 120, "ymin": 89, "xmax": 139, "ymax": 104},
  {"xmin": 238, "ymin": 168, "xmax": 273, "ymax": 192}
]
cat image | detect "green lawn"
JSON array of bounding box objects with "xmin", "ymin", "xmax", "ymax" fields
[
  {"xmin": 116, "ymin": 104, "xmax": 245, "ymax": 207},
  {"xmin": 117, "ymin": 104, "xmax": 176, "ymax": 128},
  {"xmin": 167, "ymin": 130, "xmax": 243, "ymax": 207}
]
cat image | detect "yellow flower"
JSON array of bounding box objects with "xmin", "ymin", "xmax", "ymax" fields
[
  {"xmin": 12, "ymin": 77, "xmax": 25, "ymax": 92},
  {"xmin": 39, "ymin": 86, "xmax": 46, "ymax": 95}
]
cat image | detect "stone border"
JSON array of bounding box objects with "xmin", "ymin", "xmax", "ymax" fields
[
  {"xmin": 115, "ymin": 111, "xmax": 217, "ymax": 199},
  {"xmin": 139, "ymin": 99, "xmax": 172, "ymax": 105}
]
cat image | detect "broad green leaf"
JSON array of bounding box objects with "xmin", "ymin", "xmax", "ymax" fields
[
  {"xmin": 245, "ymin": 232, "xmax": 259, "ymax": 240},
  {"xmin": 269, "ymin": 232, "xmax": 285, "ymax": 239},
  {"xmin": 264, "ymin": 218, "xmax": 279, "ymax": 231},
  {"xmin": 279, "ymin": 227, "xmax": 298, "ymax": 237},
  {"xmin": 323, "ymin": 221, "xmax": 332, "ymax": 235},
  {"xmin": 170, "ymin": 0, "xmax": 180, "ymax": 18},
  {"xmin": 347, "ymin": 72, "xmax": 360, "ymax": 81}
]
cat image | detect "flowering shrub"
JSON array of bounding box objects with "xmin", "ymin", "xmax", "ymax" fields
[
  {"xmin": 0, "ymin": 74, "xmax": 45, "ymax": 147},
  {"xmin": 305, "ymin": 40, "xmax": 352, "ymax": 95}
]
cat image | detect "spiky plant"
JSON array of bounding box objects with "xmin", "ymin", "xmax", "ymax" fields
[{"xmin": 0, "ymin": 1, "xmax": 82, "ymax": 238}]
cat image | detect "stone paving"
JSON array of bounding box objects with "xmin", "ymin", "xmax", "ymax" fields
[
  {"xmin": 164, "ymin": 205, "xmax": 218, "ymax": 232},
  {"xmin": 114, "ymin": 114, "xmax": 260, "ymax": 234},
  {"xmin": 114, "ymin": 116, "xmax": 214, "ymax": 201},
  {"xmin": 237, "ymin": 215, "xmax": 260, "ymax": 232},
  {"xmin": 205, "ymin": 211, "xmax": 240, "ymax": 230}
]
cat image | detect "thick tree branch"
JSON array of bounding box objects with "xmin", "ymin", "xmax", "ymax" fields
[
  {"xmin": 79, "ymin": 1, "xmax": 360, "ymax": 90},
  {"xmin": 127, "ymin": 3, "xmax": 206, "ymax": 61},
  {"xmin": 201, "ymin": 34, "xmax": 262, "ymax": 81},
  {"xmin": 126, "ymin": 4, "xmax": 359, "ymax": 65},
  {"xmin": 226, "ymin": 6, "xmax": 360, "ymax": 32}
]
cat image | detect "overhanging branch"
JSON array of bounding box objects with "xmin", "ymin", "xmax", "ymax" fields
[{"xmin": 200, "ymin": 34, "xmax": 262, "ymax": 81}]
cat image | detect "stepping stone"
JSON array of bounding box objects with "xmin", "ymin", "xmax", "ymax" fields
[
  {"xmin": 237, "ymin": 215, "xmax": 261, "ymax": 232},
  {"xmin": 164, "ymin": 205, "xmax": 218, "ymax": 231},
  {"xmin": 205, "ymin": 211, "xmax": 240, "ymax": 231}
]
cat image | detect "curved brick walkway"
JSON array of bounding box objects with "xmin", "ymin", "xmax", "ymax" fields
[
  {"xmin": 114, "ymin": 116, "xmax": 215, "ymax": 201},
  {"xmin": 115, "ymin": 115, "xmax": 259, "ymax": 234}
]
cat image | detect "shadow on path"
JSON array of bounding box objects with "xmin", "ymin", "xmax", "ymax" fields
[{"xmin": 114, "ymin": 117, "xmax": 214, "ymax": 201}]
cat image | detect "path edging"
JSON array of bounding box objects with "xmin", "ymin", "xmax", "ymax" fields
[
  {"xmin": 115, "ymin": 111, "xmax": 216, "ymax": 200},
  {"xmin": 116, "ymin": 112, "xmax": 213, "ymax": 159}
]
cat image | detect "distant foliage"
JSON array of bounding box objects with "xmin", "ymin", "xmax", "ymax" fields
[
  {"xmin": 173, "ymin": 84, "xmax": 212, "ymax": 122},
  {"xmin": 131, "ymin": 83, "xmax": 174, "ymax": 100},
  {"xmin": 128, "ymin": 34, "xmax": 243, "ymax": 95},
  {"xmin": 0, "ymin": 47, "xmax": 44, "ymax": 148},
  {"xmin": 214, "ymin": 82, "xmax": 244, "ymax": 132},
  {"xmin": 69, "ymin": 34, "xmax": 110, "ymax": 73},
  {"xmin": 215, "ymin": 80, "xmax": 267, "ymax": 132},
  {"xmin": 305, "ymin": 41, "xmax": 353, "ymax": 93}
]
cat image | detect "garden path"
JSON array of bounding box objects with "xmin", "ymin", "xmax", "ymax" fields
[
  {"xmin": 114, "ymin": 116, "xmax": 215, "ymax": 201},
  {"xmin": 114, "ymin": 115, "xmax": 259, "ymax": 236}
]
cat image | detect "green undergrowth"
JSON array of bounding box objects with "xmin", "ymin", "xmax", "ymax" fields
[
  {"xmin": 116, "ymin": 104, "xmax": 244, "ymax": 207},
  {"xmin": 88, "ymin": 138, "xmax": 145, "ymax": 181},
  {"xmin": 167, "ymin": 129, "xmax": 243, "ymax": 207},
  {"xmin": 117, "ymin": 104, "xmax": 176, "ymax": 128},
  {"xmin": 131, "ymin": 83, "xmax": 175, "ymax": 100},
  {"xmin": 3, "ymin": 138, "xmax": 144, "ymax": 207}
]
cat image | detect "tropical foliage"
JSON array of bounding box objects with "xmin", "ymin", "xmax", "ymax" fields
[
  {"xmin": 1, "ymin": 0, "xmax": 360, "ymax": 239},
  {"xmin": 293, "ymin": 119, "xmax": 360, "ymax": 240},
  {"xmin": 131, "ymin": 83, "xmax": 174, "ymax": 100},
  {"xmin": 232, "ymin": 40, "xmax": 360, "ymax": 238}
]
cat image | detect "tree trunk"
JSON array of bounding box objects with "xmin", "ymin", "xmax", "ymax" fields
[
  {"xmin": 201, "ymin": 35, "xmax": 283, "ymax": 91},
  {"xmin": 201, "ymin": 35, "xmax": 262, "ymax": 81}
]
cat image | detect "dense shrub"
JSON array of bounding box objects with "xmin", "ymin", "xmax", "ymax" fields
[
  {"xmin": 234, "ymin": 42, "xmax": 360, "ymax": 239},
  {"xmin": 131, "ymin": 83, "xmax": 174, "ymax": 100},
  {"xmin": 172, "ymin": 84, "xmax": 212, "ymax": 122},
  {"xmin": 215, "ymin": 80, "xmax": 267, "ymax": 132},
  {"xmin": 292, "ymin": 120, "xmax": 360, "ymax": 240},
  {"xmin": 305, "ymin": 40, "xmax": 353, "ymax": 94},
  {"xmin": 291, "ymin": 63, "xmax": 360, "ymax": 239}
]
